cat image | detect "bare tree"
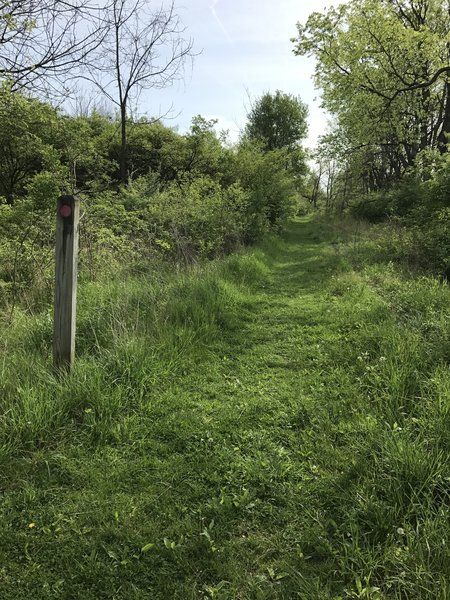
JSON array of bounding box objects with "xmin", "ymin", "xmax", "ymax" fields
[
  {"xmin": 0, "ymin": 1, "xmax": 108, "ymax": 94},
  {"xmin": 80, "ymin": 0, "xmax": 194, "ymax": 182}
]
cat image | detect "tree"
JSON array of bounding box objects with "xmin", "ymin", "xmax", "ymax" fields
[
  {"xmin": 301, "ymin": 154, "xmax": 324, "ymax": 209},
  {"xmin": 0, "ymin": 1, "xmax": 107, "ymax": 93},
  {"xmin": 244, "ymin": 90, "xmax": 308, "ymax": 151},
  {"xmin": 0, "ymin": 84, "xmax": 63, "ymax": 204},
  {"xmin": 293, "ymin": 0, "xmax": 450, "ymax": 195},
  {"xmin": 56, "ymin": 112, "xmax": 118, "ymax": 192},
  {"xmin": 82, "ymin": 0, "xmax": 194, "ymax": 183}
]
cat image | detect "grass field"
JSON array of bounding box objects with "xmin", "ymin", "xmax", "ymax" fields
[{"xmin": 0, "ymin": 217, "xmax": 449, "ymax": 599}]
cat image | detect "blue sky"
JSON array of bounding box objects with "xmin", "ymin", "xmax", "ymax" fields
[{"xmin": 140, "ymin": 0, "xmax": 340, "ymax": 149}]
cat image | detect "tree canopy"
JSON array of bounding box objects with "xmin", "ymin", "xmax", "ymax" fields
[
  {"xmin": 293, "ymin": 0, "xmax": 450, "ymax": 195},
  {"xmin": 244, "ymin": 90, "xmax": 308, "ymax": 151}
]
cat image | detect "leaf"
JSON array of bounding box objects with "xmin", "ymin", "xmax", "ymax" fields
[
  {"xmin": 106, "ymin": 549, "xmax": 119, "ymax": 561},
  {"xmin": 141, "ymin": 543, "xmax": 155, "ymax": 553}
]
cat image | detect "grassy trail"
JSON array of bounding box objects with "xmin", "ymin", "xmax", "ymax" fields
[{"xmin": 1, "ymin": 218, "xmax": 449, "ymax": 599}]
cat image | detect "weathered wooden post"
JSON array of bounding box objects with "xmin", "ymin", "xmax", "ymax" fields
[{"xmin": 53, "ymin": 195, "xmax": 80, "ymax": 372}]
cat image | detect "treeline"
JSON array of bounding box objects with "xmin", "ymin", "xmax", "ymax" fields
[
  {"xmin": 0, "ymin": 85, "xmax": 308, "ymax": 311},
  {"xmin": 0, "ymin": 0, "xmax": 309, "ymax": 314},
  {"xmin": 294, "ymin": 0, "xmax": 450, "ymax": 277}
]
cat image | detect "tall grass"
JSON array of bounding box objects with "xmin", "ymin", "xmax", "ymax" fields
[
  {"xmin": 0, "ymin": 217, "xmax": 449, "ymax": 598},
  {"xmin": 0, "ymin": 252, "xmax": 268, "ymax": 462}
]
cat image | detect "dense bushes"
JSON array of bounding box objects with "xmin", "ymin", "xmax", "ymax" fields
[
  {"xmin": 349, "ymin": 152, "xmax": 450, "ymax": 277},
  {"xmin": 0, "ymin": 89, "xmax": 303, "ymax": 312}
]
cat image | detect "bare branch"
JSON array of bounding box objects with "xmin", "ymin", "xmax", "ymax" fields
[
  {"xmin": 0, "ymin": 1, "xmax": 110, "ymax": 95},
  {"xmin": 79, "ymin": 0, "xmax": 194, "ymax": 182}
]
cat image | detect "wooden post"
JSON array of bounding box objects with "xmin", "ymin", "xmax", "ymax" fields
[{"xmin": 53, "ymin": 195, "xmax": 80, "ymax": 372}]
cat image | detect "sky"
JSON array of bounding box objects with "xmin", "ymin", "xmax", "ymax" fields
[{"xmin": 141, "ymin": 0, "xmax": 341, "ymax": 149}]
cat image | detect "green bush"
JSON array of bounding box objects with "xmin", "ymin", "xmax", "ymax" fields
[
  {"xmin": 409, "ymin": 208, "xmax": 450, "ymax": 277},
  {"xmin": 348, "ymin": 150, "xmax": 450, "ymax": 276},
  {"xmin": 0, "ymin": 93, "xmax": 302, "ymax": 313},
  {"xmin": 233, "ymin": 143, "xmax": 297, "ymax": 240},
  {"xmin": 140, "ymin": 176, "xmax": 249, "ymax": 262}
]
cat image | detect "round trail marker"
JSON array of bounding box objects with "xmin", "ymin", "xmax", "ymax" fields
[{"xmin": 59, "ymin": 204, "xmax": 72, "ymax": 218}]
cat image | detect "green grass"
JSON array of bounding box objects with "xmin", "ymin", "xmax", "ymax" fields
[{"xmin": 0, "ymin": 217, "xmax": 449, "ymax": 599}]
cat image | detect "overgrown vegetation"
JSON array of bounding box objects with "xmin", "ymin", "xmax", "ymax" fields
[
  {"xmin": 0, "ymin": 84, "xmax": 305, "ymax": 312},
  {"xmin": 348, "ymin": 157, "xmax": 450, "ymax": 277},
  {"xmin": 1, "ymin": 0, "xmax": 450, "ymax": 596},
  {"xmin": 0, "ymin": 217, "xmax": 449, "ymax": 598},
  {"xmin": 294, "ymin": 0, "xmax": 450, "ymax": 278}
]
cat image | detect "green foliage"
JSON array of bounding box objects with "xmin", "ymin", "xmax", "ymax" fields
[
  {"xmin": 124, "ymin": 175, "xmax": 249, "ymax": 262},
  {"xmin": 294, "ymin": 0, "xmax": 450, "ymax": 222},
  {"xmin": 408, "ymin": 208, "xmax": 450, "ymax": 277},
  {"xmin": 0, "ymin": 84, "xmax": 65, "ymax": 204},
  {"xmin": 233, "ymin": 142, "xmax": 298, "ymax": 236},
  {"xmin": 244, "ymin": 90, "xmax": 308, "ymax": 151},
  {"xmin": 0, "ymin": 218, "xmax": 449, "ymax": 598},
  {"xmin": 56, "ymin": 113, "xmax": 118, "ymax": 191},
  {"xmin": 0, "ymin": 90, "xmax": 303, "ymax": 310},
  {"xmin": 349, "ymin": 151, "xmax": 450, "ymax": 276}
]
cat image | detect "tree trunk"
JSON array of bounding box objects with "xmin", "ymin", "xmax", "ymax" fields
[
  {"xmin": 438, "ymin": 80, "xmax": 450, "ymax": 153},
  {"xmin": 120, "ymin": 103, "xmax": 127, "ymax": 183},
  {"xmin": 438, "ymin": 36, "xmax": 450, "ymax": 153}
]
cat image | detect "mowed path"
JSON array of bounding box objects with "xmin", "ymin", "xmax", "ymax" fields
[
  {"xmin": 3, "ymin": 218, "xmax": 448, "ymax": 599},
  {"xmin": 142, "ymin": 218, "xmax": 354, "ymax": 598}
]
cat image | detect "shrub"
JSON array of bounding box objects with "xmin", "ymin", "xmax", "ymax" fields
[{"xmin": 143, "ymin": 176, "xmax": 249, "ymax": 262}]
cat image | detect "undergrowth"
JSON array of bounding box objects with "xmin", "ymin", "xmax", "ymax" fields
[{"xmin": 0, "ymin": 217, "xmax": 449, "ymax": 599}]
